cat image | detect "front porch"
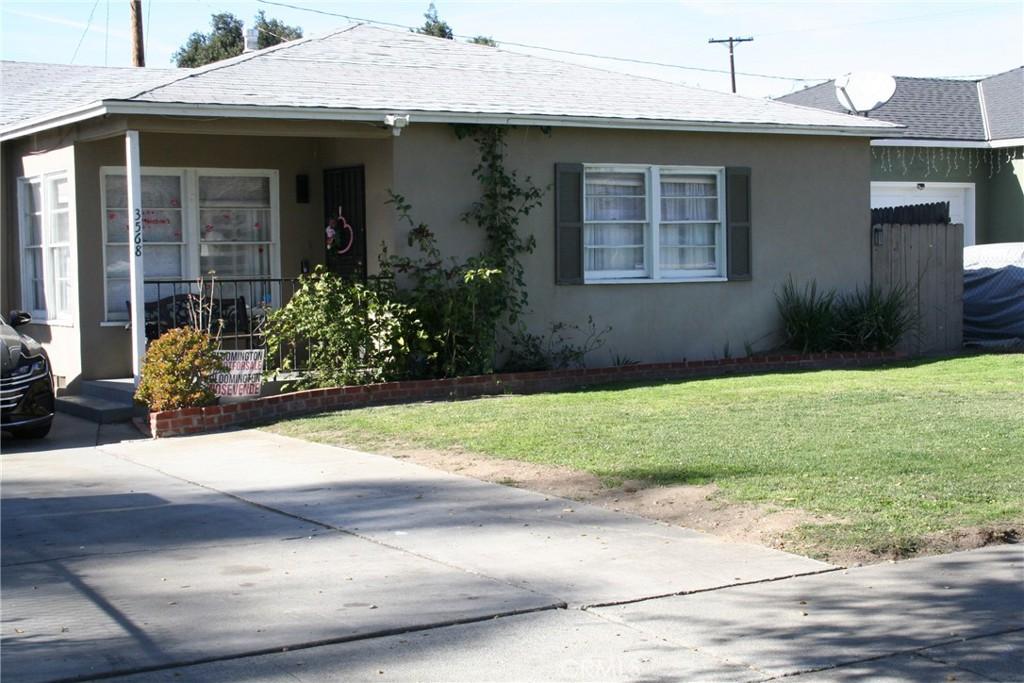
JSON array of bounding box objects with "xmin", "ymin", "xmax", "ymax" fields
[{"xmin": 49, "ymin": 118, "xmax": 400, "ymax": 388}]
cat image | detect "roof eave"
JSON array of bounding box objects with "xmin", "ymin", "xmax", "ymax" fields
[
  {"xmin": 2, "ymin": 99, "xmax": 898, "ymax": 142},
  {"xmin": 872, "ymin": 137, "xmax": 1023, "ymax": 149}
]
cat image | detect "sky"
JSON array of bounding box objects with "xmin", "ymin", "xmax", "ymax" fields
[{"xmin": 0, "ymin": 0, "xmax": 1021, "ymax": 99}]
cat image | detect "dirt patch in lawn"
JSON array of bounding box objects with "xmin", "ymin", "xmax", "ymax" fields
[
  {"xmin": 381, "ymin": 444, "xmax": 830, "ymax": 553},
  {"xmin": 373, "ymin": 443, "xmax": 1019, "ymax": 566}
]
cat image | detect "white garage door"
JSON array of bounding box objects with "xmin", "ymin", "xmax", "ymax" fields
[{"xmin": 871, "ymin": 182, "xmax": 976, "ymax": 246}]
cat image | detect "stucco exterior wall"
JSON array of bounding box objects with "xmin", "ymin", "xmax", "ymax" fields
[
  {"xmin": 988, "ymin": 150, "xmax": 1024, "ymax": 243},
  {"xmin": 393, "ymin": 124, "xmax": 872, "ymax": 364},
  {"xmin": 2, "ymin": 138, "xmax": 83, "ymax": 387}
]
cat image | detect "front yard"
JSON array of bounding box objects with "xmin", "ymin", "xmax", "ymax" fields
[{"xmin": 267, "ymin": 355, "xmax": 1023, "ymax": 562}]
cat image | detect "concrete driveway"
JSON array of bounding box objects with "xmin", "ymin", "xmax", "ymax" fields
[{"xmin": 2, "ymin": 415, "xmax": 1021, "ymax": 682}]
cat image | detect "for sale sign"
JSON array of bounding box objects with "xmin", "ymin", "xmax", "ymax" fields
[{"xmin": 213, "ymin": 350, "xmax": 265, "ymax": 397}]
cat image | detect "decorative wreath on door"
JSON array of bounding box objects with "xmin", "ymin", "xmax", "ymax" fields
[{"xmin": 325, "ymin": 206, "xmax": 354, "ymax": 255}]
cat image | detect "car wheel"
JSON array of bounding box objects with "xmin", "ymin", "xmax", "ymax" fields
[{"xmin": 13, "ymin": 421, "xmax": 51, "ymax": 439}]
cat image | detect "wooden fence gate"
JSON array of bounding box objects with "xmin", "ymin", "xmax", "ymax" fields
[{"xmin": 870, "ymin": 222, "xmax": 964, "ymax": 355}]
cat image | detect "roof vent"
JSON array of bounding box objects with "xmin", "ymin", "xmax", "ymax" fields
[{"xmin": 244, "ymin": 28, "xmax": 260, "ymax": 53}]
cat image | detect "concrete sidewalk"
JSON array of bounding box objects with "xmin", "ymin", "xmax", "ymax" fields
[{"xmin": 2, "ymin": 415, "xmax": 1021, "ymax": 682}]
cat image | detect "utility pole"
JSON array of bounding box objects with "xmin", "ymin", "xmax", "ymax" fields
[
  {"xmin": 708, "ymin": 36, "xmax": 753, "ymax": 94},
  {"xmin": 130, "ymin": 0, "xmax": 145, "ymax": 66}
]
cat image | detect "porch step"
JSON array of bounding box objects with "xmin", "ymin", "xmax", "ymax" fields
[
  {"xmin": 56, "ymin": 395, "xmax": 137, "ymax": 424},
  {"xmin": 81, "ymin": 378, "xmax": 137, "ymax": 403}
]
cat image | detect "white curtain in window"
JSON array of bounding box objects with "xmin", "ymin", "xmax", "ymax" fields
[
  {"xmin": 660, "ymin": 174, "xmax": 719, "ymax": 273},
  {"xmin": 199, "ymin": 176, "xmax": 272, "ymax": 278},
  {"xmin": 103, "ymin": 173, "xmax": 184, "ymax": 319},
  {"xmin": 585, "ymin": 172, "xmax": 647, "ymax": 274}
]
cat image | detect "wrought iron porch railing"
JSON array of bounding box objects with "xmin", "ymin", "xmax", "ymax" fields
[{"xmin": 140, "ymin": 277, "xmax": 307, "ymax": 371}]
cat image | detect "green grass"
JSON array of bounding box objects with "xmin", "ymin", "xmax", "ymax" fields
[{"xmin": 267, "ymin": 355, "xmax": 1024, "ymax": 558}]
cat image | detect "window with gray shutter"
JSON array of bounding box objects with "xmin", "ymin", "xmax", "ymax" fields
[
  {"xmin": 555, "ymin": 163, "xmax": 584, "ymax": 284},
  {"xmin": 726, "ymin": 166, "xmax": 752, "ymax": 281}
]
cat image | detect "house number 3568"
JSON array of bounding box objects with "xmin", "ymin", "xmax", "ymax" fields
[{"xmin": 133, "ymin": 208, "xmax": 143, "ymax": 257}]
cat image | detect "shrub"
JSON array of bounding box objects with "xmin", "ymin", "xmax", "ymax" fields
[
  {"xmin": 383, "ymin": 193, "xmax": 508, "ymax": 378},
  {"xmin": 262, "ymin": 267, "xmax": 421, "ymax": 389},
  {"xmin": 501, "ymin": 317, "xmax": 610, "ymax": 372},
  {"xmin": 834, "ymin": 285, "xmax": 913, "ymax": 351},
  {"xmin": 135, "ymin": 327, "xmax": 226, "ymax": 411},
  {"xmin": 776, "ymin": 276, "xmax": 838, "ymax": 353}
]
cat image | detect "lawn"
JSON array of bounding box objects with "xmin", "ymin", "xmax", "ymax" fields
[{"xmin": 267, "ymin": 355, "xmax": 1023, "ymax": 559}]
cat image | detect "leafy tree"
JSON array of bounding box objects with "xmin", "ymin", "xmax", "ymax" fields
[
  {"xmin": 254, "ymin": 10, "xmax": 303, "ymax": 48},
  {"xmin": 469, "ymin": 36, "xmax": 497, "ymax": 47},
  {"xmin": 415, "ymin": 3, "xmax": 453, "ymax": 39},
  {"xmin": 173, "ymin": 11, "xmax": 302, "ymax": 67}
]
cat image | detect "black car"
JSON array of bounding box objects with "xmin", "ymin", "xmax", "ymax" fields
[{"xmin": 1, "ymin": 311, "xmax": 54, "ymax": 439}]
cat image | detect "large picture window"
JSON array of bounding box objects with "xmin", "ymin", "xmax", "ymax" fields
[
  {"xmin": 18, "ymin": 173, "xmax": 73, "ymax": 321},
  {"xmin": 583, "ymin": 165, "xmax": 725, "ymax": 282},
  {"xmin": 101, "ymin": 167, "xmax": 279, "ymax": 321}
]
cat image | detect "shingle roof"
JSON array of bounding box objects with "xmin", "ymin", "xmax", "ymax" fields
[
  {"xmin": 777, "ymin": 68, "xmax": 1023, "ymax": 142},
  {"xmin": 0, "ymin": 61, "xmax": 181, "ymax": 127},
  {"xmin": 2, "ymin": 24, "xmax": 896, "ymax": 137},
  {"xmin": 981, "ymin": 67, "xmax": 1024, "ymax": 140}
]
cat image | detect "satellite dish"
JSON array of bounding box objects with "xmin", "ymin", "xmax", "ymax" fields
[{"xmin": 834, "ymin": 72, "xmax": 896, "ymax": 116}]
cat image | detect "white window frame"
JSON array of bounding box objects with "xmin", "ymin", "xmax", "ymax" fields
[
  {"xmin": 583, "ymin": 164, "xmax": 727, "ymax": 284},
  {"xmin": 100, "ymin": 166, "xmax": 281, "ymax": 322},
  {"xmin": 18, "ymin": 172, "xmax": 75, "ymax": 322}
]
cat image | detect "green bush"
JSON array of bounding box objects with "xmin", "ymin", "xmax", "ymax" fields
[
  {"xmin": 776, "ymin": 276, "xmax": 838, "ymax": 353},
  {"xmin": 834, "ymin": 285, "xmax": 913, "ymax": 351},
  {"xmin": 135, "ymin": 327, "xmax": 226, "ymax": 411},
  {"xmin": 262, "ymin": 267, "xmax": 421, "ymax": 389}
]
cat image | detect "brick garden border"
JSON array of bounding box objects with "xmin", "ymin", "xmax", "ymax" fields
[{"xmin": 148, "ymin": 351, "xmax": 907, "ymax": 438}]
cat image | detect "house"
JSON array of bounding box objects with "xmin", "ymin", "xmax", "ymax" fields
[
  {"xmin": 1, "ymin": 24, "xmax": 898, "ymax": 391},
  {"xmin": 778, "ymin": 69, "xmax": 1024, "ymax": 246}
]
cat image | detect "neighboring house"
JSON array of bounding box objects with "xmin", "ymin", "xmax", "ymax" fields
[
  {"xmin": 1, "ymin": 24, "xmax": 897, "ymax": 389},
  {"xmin": 778, "ymin": 69, "xmax": 1024, "ymax": 246}
]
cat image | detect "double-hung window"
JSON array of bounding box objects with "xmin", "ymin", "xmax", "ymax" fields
[
  {"xmin": 18, "ymin": 173, "xmax": 73, "ymax": 321},
  {"xmin": 100, "ymin": 167, "xmax": 279, "ymax": 322},
  {"xmin": 103, "ymin": 171, "xmax": 186, "ymax": 321},
  {"xmin": 583, "ymin": 165, "xmax": 726, "ymax": 282}
]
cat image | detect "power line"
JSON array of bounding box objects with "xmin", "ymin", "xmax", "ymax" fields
[
  {"xmin": 254, "ymin": 0, "xmax": 829, "ymax": 83},
  {"xmin": 146, "ymin": 0, "xmax": 153, "ymax": 52},
  {"xmin": 103, "ymin": 0, "xmax": 109, "ymax": 66},
  {"xmin": 70, "ymin": 0, "xmax": 102, "ymax": 64}
]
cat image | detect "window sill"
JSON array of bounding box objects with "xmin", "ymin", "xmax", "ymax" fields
[
  {"xmin": 25, "ymin": 319, "xmax": 75, "ymax": 328},
  {"xmin": 100, "ymin": 321, "xmax": 129, "ymax": 328},
  {"xmin": 583, "ymin": 276, "xmax": 729, "ymax": 285}
]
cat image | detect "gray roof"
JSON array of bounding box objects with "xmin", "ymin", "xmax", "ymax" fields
[
  {"xmin": 981, "ymin": 68, "xmax": 1024, "ymax": 140},
  {"xmin": 2, "ymin": 24, "xmax": 896, "ymax": 138},
  {"xmin": 777, "ymin": 68, "xmax": 1023, "ymax": 142},
  {"xmin": 0, "ymin": 61, "xmax": 182, "ymax": 127}
]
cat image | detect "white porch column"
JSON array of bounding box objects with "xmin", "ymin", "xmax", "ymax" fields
[{"xmin": 126, "ymin": 130, "xmax": 146, "ymax": 384}]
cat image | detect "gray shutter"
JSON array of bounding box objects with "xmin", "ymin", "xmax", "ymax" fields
[
  {"xmin": 726, "ymin": 166, "xmax": 752, "ymax": 281},
  {"xmin": 555, "ymin": 163, "xmax": 584, "ymax": 285}
]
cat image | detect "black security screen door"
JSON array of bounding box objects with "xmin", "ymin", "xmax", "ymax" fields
[{"xmin": 323, "ymin": 166, "xmax": 367, "ymax": 281}]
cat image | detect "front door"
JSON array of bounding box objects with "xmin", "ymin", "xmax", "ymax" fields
[{"xmin": 323, "ymin": 166, "xmax": 367, "ymax": 280}]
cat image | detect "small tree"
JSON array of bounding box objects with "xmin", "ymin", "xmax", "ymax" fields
[
  {"xmin": 173, "ymin": 11, "xmax": 302, "ymax": 67},
  {"xmin": 415, "ymin": 3, "xmax": 454, "ymax": 39},
  {"xmin": 469, "ymin": 36, "xmax": 497, "ymax": 47}
]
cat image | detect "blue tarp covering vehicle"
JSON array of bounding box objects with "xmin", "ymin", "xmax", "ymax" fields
[{"xmin": 963, "ymin": 243, "xmax": 1024, "ymax": 346}]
